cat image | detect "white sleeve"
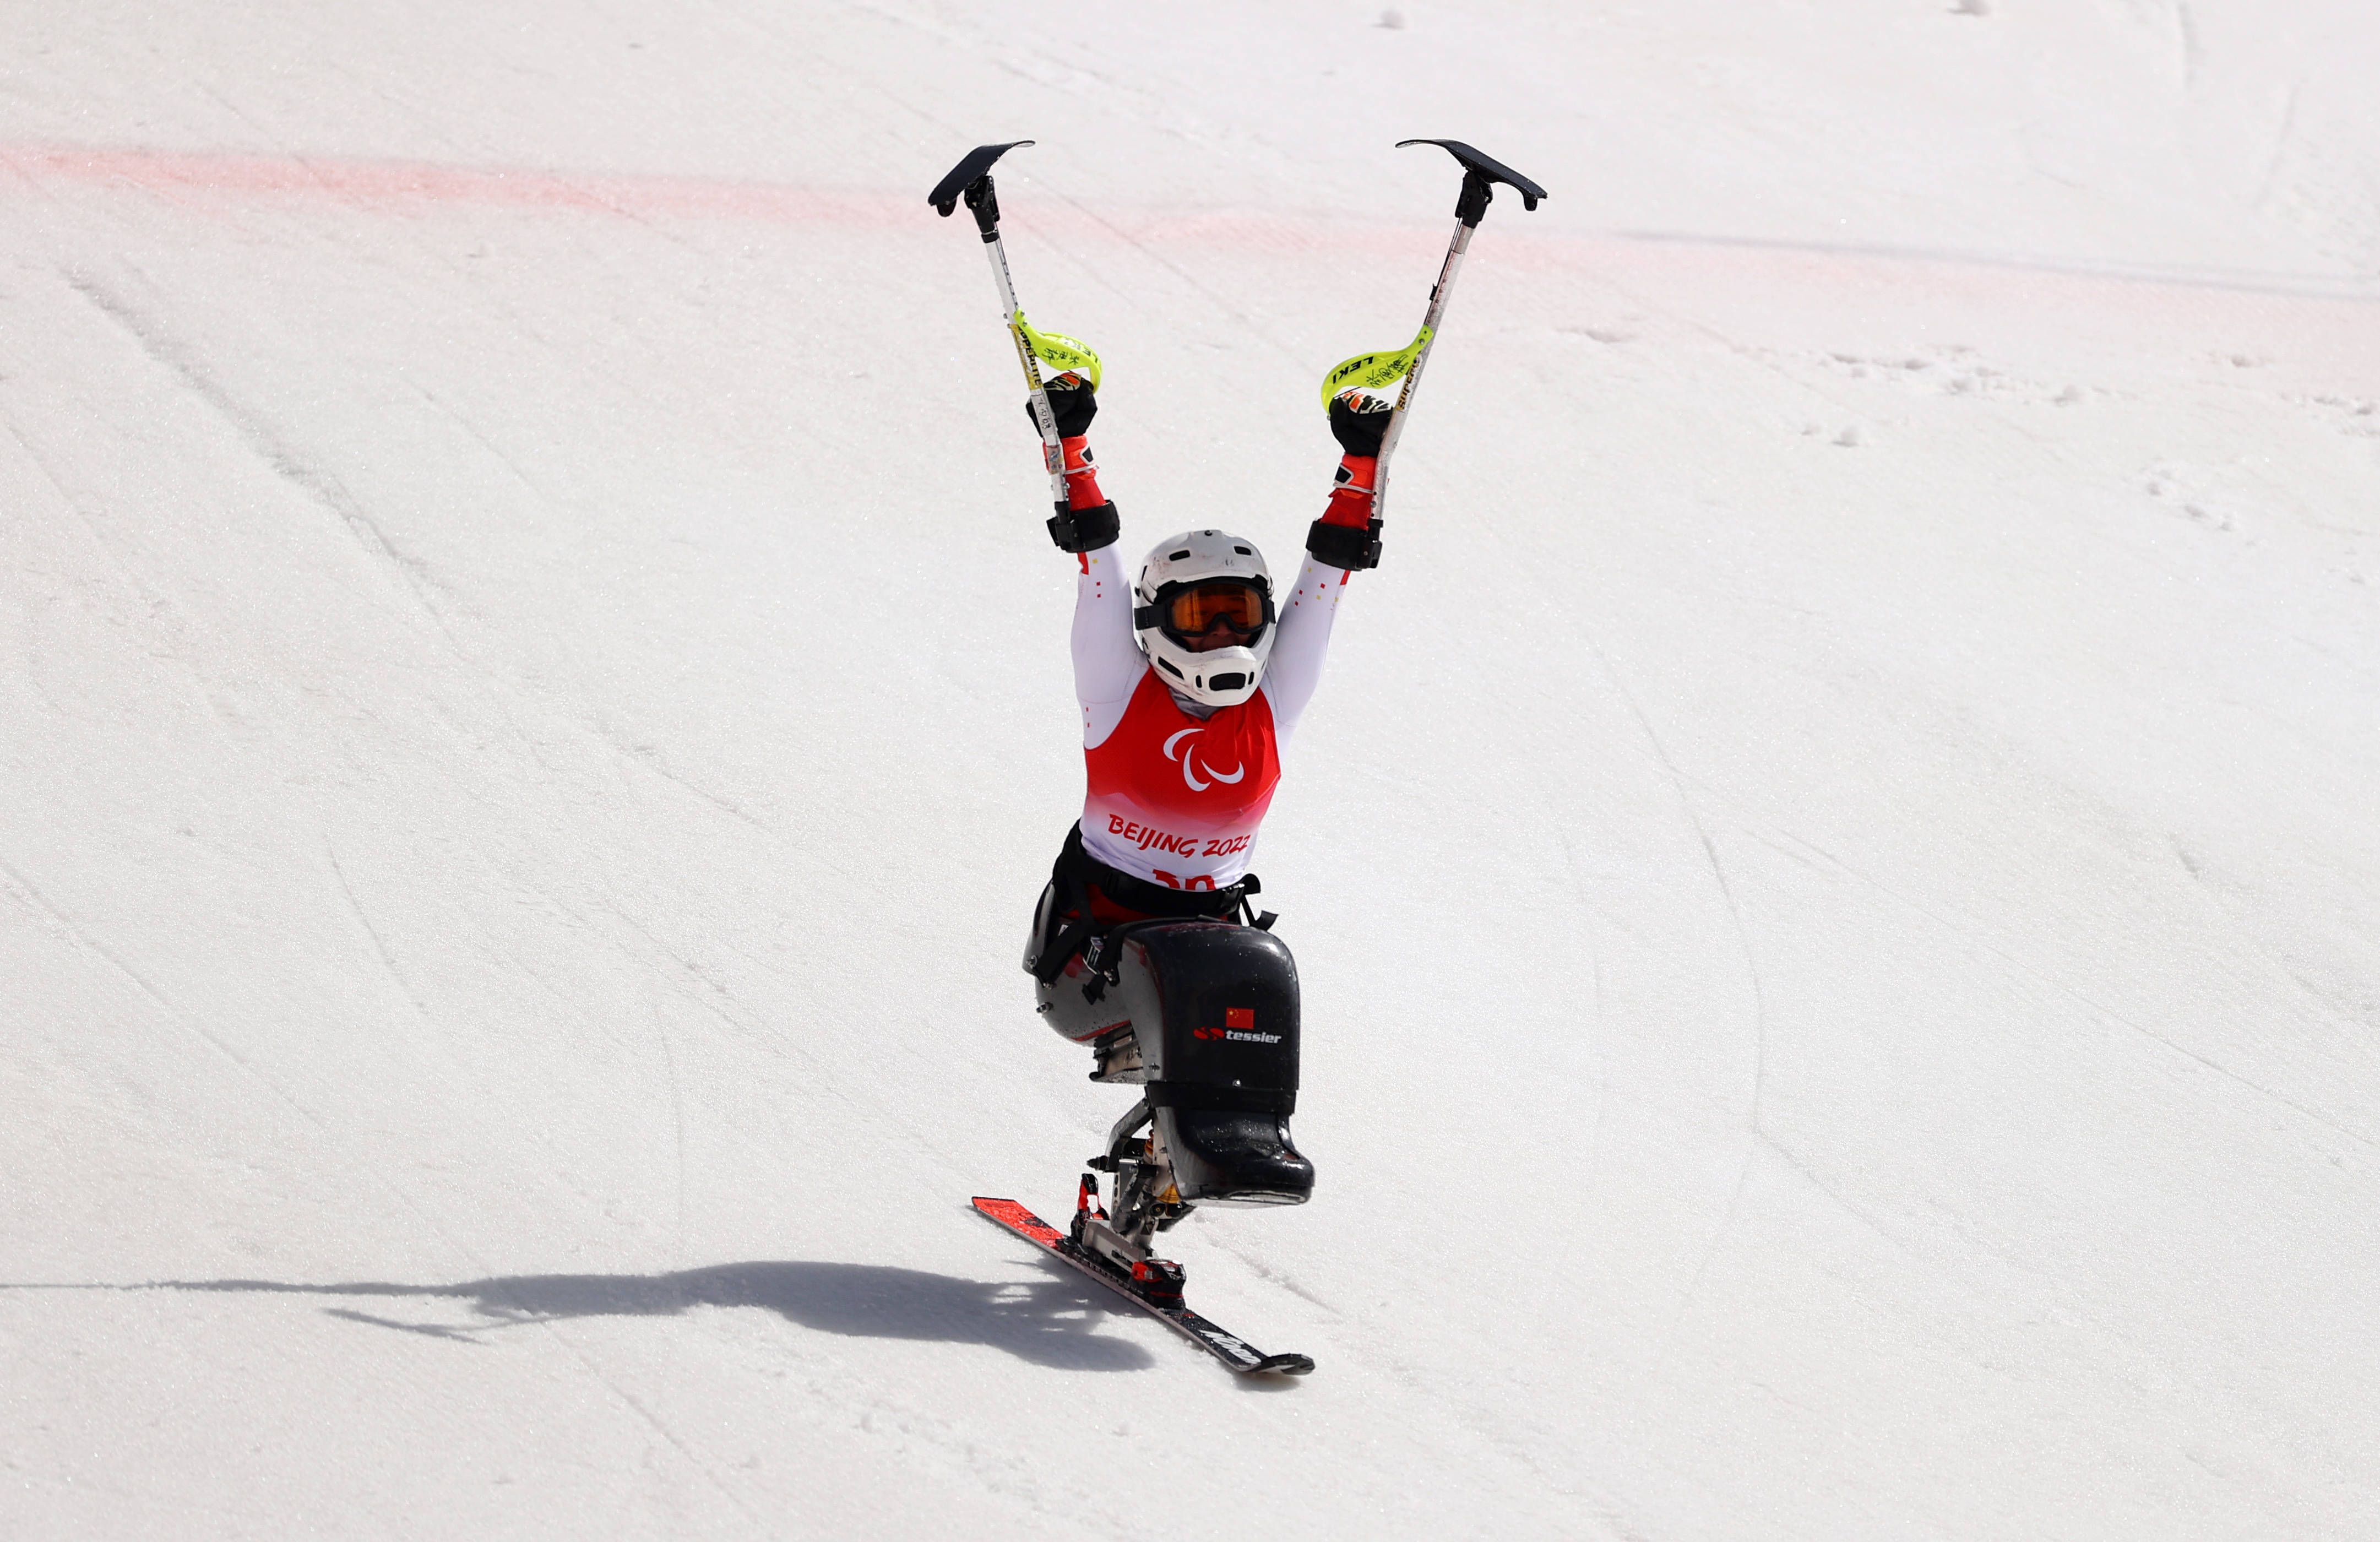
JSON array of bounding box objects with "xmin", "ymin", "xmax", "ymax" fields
[
  {"xmin": 1072, "ymin": 543, "xmax": 1144, "ymax": 747},
  {"xmin": 1262, "ymin": 555, "xmax": 1349, "ymax": 747}
]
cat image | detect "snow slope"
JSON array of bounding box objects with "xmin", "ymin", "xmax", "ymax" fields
[{"xmin": 3, "ymin": 2, "xmax": 2376, "ymax": 1535}]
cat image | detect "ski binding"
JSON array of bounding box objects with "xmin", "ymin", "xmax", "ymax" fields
[{"xmin": 970, "ymin": 1194, "xmax": 1315, "ymax": 1377}]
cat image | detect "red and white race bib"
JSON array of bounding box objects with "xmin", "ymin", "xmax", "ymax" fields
[{"xmin": 1080, "ymin": 670, "xmax": 1282, "ymax": 889}]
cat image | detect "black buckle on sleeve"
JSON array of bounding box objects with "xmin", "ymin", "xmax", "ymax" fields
[
  {"xmin": 1047, "ymin": 499, "xmax": 1120, "ymax": 553},
  {"xmin": 1306, "ymin": 516, "xmax": 1382, "ymax": 571}
]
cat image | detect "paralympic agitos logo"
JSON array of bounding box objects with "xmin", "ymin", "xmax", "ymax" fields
[{"xmin": 1163, "ymin": 727, "xmax": 1245, "ymax": 793}]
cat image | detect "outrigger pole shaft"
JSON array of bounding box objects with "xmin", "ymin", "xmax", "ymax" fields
[
  {"xmin": 929, "ymin": 141, "xmax": 1069, "ymax": 526},
  {"xmin": 1371, "ymin": 140, "xmax": 1548, "ymax": 523}
]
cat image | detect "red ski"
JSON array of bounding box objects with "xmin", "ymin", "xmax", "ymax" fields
[{"xmin": 970, "ymin": 1197, "xmax": 1315, "ymax": 1376}]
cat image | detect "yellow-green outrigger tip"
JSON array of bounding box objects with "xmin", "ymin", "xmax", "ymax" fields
[
  {"xmin": 1014, "ymin": 310, "xmax": 1101, "ymax": 392},
  {"xmin": 1318, "ymin": 326, "xmax": 1432, "ymax": 412}
]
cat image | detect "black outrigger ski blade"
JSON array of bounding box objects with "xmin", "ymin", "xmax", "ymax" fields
[
  {"xmin": 1396, "ymin": 138, "xmax": 1548, "ymax": 225},
  {"xmin": 929, "ymin": 140, "xmax": 1035, "ymax": 236},
  {"xmin": 971, "ymin": 1197, "xmax": 1316, "ymax": 1377}
]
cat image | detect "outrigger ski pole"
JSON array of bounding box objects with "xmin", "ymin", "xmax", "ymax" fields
[
  {"xmin": 1322, "ymin": 140, "xmax": 1548, "ymax": 528},
  {"xmin": 929, "ymin": 142, "xmax": 1103, "ymax": 545}
]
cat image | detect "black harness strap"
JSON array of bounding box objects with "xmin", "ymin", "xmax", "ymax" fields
[{"xmin": 1026, "ymin": 823, "xmax": 1261, "ymax": 986}]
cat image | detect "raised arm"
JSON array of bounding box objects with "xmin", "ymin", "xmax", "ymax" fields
[
  {"xmin": 1037, "ymin": 373, "xmax": 1143, "ymax": 746},
  {"xmin": 1266, "ymin": 392, "xmax": 1392, "ymax": 738}
]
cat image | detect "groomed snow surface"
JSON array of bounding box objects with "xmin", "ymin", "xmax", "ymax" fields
[{"xmin": 4, "ymin": 3, "xmax": 2377, "ymax": 1536}]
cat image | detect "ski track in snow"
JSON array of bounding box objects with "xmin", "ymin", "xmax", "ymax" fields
[{"xmin": 63, "ymin": 268, "xmax": 465, "ymax": 647}]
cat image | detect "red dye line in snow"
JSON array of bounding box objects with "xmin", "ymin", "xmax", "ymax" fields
[
  {"xmin": 6, "ymin": 142, "xmax": 2373, "ymax": 323},
  {"xmin": 0, "ymin": 141, "xmax": 1468, "ymax": 253},
  {"xmin": 0, "ymin": 142, "xmax": 915, "ymax": 227}
]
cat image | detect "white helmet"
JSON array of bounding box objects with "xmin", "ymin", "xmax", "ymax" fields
[{"xmin": 1133, "ymin": 530, "xmax": 1277, "ymax": 709}]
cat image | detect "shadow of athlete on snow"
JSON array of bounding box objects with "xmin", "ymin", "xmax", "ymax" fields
[{"xmin": 8, "ymin": 1261, "xmax": 1157, "ymax": 1372}]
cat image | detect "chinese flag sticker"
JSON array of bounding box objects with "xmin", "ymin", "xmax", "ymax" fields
[{"xmin": 1225, "ymin": 1007, "xmax": 1255, "ymax": 1030}]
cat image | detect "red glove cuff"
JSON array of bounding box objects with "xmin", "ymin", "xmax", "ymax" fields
[
  {"xmin": 1061, "ymin": 436, "xmax": 1107, "ymax": 511},
  {"xmin": 1318, "ymin": 454, "xmax": 1377, "ymax": 529}
]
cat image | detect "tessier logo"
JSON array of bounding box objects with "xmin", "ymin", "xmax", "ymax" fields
[
  {"xmin": 1163, "ymin": 727, "xmax": 1246, "ymax": 794},
  {"xmin": 1194, "ymin": 1019, "xmax": 1280, "ymax": 1045}
]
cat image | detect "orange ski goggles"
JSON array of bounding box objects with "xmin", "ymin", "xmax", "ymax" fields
[{"xmin": 1138, "ymin": 579, "xmax": 1273, "ymax": 642}]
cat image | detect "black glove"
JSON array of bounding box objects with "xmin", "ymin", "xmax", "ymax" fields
[
  {"xmin": 1329, "ymin": 390, "xmax": 1392, "ymax": 457},
  {"xmin": 1026, "ymin": 371, "xmax": 1099, "ymax": 439}
]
